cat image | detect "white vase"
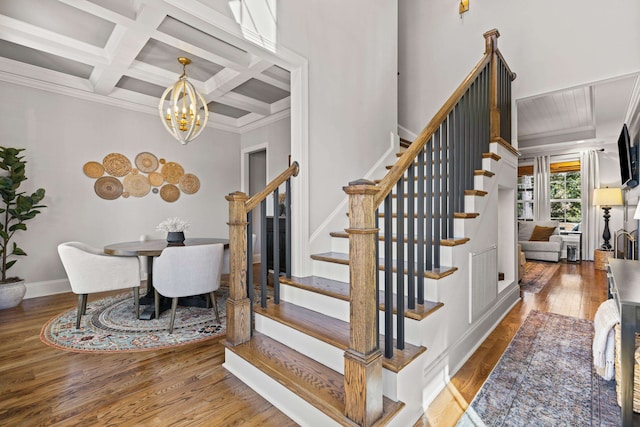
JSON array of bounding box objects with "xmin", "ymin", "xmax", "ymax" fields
[{"xmin": 0, "ymin": 280, "xmax": 26, "ymax": 309}]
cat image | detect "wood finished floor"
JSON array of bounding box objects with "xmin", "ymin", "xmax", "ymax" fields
[
  {"xmin": 417, "ymin": 260, "xmax": 609, "ymax": 426},
  {"xmin": 0, "ymin": 261, "xmax": 607, "ymax": 426}
]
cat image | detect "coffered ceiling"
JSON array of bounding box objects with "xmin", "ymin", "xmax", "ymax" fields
[{"xmin": 0, "ymin": 0, "xmax": 291, "ymax": 133}]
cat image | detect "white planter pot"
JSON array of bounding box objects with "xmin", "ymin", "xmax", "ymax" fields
[{"xmin": 0, "ymin": 280, "xmax": 26, "ymax": 309}]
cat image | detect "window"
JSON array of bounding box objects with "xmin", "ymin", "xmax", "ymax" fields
[
  {"xmin": 550, "ymin": 171, "xmax": 581, "ymax": 227},
  {"xmin": 517, "ymin": 160, "xmax": 581, "ymax": 228}
]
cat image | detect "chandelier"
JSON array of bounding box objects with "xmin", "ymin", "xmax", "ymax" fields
[{"xmin": 158, "ymin": 57, "xmax": 209, "ymax": 145}]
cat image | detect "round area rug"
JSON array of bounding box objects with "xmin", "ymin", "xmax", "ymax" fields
[{"xmin": 41, "ymin": 292, "xmax": 227, "ymax": 353}]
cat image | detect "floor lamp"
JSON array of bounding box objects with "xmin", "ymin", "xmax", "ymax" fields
[{"xmin": 593, "ymin": 187, "xmax": 623, "ymax": 250}]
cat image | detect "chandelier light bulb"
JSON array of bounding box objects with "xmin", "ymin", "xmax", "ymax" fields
[{"xmin": 158, "ymin": 57, "xmax": 209, "ymax": 145}]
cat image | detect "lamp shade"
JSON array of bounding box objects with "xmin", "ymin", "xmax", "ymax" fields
[{"xmin": 593, "ymin": 187, "xmax": 623, "ymax": 207}]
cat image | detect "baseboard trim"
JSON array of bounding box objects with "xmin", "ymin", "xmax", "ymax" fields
[{"xmin": 24, "ymin": 279, "xmax": 70, "ymax": 299}]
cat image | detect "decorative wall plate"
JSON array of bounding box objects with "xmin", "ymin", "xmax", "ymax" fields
[
  {"xmin": 123, "ymin": 173, "xmax": 151, "ymax": 197},
  {"xmin": 178, "ymin": 173, "xmax": 200, "ymax": 194},
  {"xmin": 135, "ymin": 152, "xmax": 159, "ymax": 173},
  {"xmin": 83, "ymin": 161, "xmax": 104, "ymax": 178},
  {"xmin": 161, "ymin": 162, "xmax": 185, "ymax": 184},
  {"xmin": 160, "ymin": 184, "xmax": 180, "ymax": 202},
  {"xmin": 94, "ymin": 176, "xmax": 123, "ymax": 200},
  {"xmin": 103, "ymin": 153, "xmax": 132, "ymax": 177},
  {"xmin": 148, "ymin": 172, "xmax": 164, "ymax": 187}
]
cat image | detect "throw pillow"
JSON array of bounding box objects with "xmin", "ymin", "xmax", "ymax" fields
[{"xmin": 529, "ymin": 225, "xmax": 556, "ymax": 241}]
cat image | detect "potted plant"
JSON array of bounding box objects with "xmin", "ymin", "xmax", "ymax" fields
[
  {"xmin": 0, "ymin": 147, "xmax": 46, "ymax": 309},
  {"xmin": 156, "ymin": 217, "xmax": 190, "ymax": 244}
]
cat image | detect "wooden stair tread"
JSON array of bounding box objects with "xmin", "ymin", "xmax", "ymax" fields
[
  {"xmin": 474, "ymin": 169, "xmax": 495, "ymax": 177},
  {"xmin": 482, "ymin": 152, "xmax": 501, "ymax": 161},
  {"xmin": 310, "ymin": 252, "xmax": 458, "ymax": 280},
  {"xmin": 378, "ymin": 292, "xmax": 444, "ymax": 322},
  {"xmin": 255, "ymin": 301, "xmax": 427, "ymax": 373},
  {"xmin": 329, "ymin": 231, "xmax": 469, "ymax": 247},
  {"xmin": 280, "ymin": 275, "xmax": 350, "ymax": 301},
  {"xmin": 464, "ymin": 189, "xmax": 488, "ymax": 196},
  {"xmin": 279, "ymin": 275, "xmax": 445, "ymax": 321},
  {"xmin": 225, "ymin": 332, "xmax": 405, "ymax": 426}
]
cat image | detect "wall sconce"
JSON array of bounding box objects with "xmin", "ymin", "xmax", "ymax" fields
[{"xmin": 459, "ymin": 0, "xmax": 469, "ymax": 14}]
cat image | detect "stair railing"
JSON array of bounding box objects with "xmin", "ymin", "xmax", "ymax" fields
[
  {"xmin": 342, "ymin": 29, "xmax": 515, "ymax": 426},
  {"xmin": 225, "ymin": 161, "xmax": 299, "ymax": 347}
]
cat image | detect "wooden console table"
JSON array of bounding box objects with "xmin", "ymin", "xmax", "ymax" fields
[{"xmin": 607, "ymin": 258, "xmax": 640, "ymax": 426}]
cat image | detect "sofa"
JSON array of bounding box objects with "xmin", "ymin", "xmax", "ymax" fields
[{"xmin": 518, "ymin": 220, "xmax": 562, "ymax": 262}]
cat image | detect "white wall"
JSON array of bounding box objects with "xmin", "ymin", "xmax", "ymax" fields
[
  {"xmin": 399, "ymin": 0, "xmax": 640, "ymax": 137},
  {"xmin": 277, "ymin": 1, "xmax": 398, "ymax": 233},
  {"xmin": 0, "ymin": 81, "xmax": 240, "ymax": 287}
]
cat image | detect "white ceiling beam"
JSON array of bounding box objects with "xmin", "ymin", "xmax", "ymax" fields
[
  {"xmin": 0, "ymin": 15, "xmax": 107, "ymax": 65},
  {"xmin": 270, "ymin": 96, "xmax": 290, "ymax": 114},
  {"xmin": 254, "ymin": 72, "xmax": 289, "ymax": 91},
  {"xmin": 215, "ymin": 91, "xmax": 271, "ymax": 116},
  {"xmin": 0, "ymin": 57, "xmax": 93, "ymax": 92},
  {"xmin": 203, "ymin": 58, "xmax": 272, "ymax": 96},
  {"xmin": 90, "ymin": 4, "xmax": 167, "ymax": 95}
]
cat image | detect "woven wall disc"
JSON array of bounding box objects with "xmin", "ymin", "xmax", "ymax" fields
[
  {"xmin": 94, "ymin": 176, "xmax": 123, "ymax": 200},
  {"xmin": 160, "ymin": 184, "xmax": 180, "ymax": 203},
  {"xmin": 148, "ymin": 172, "xmax": 164, "ymax": 187},
  {"xmin": 123, "ymin": 173, "xmax": 151, "ymax": 197},
  {"xmin": 161, "ymin": 162, "xmax": 185, "ymax": 184},
  {"xmin": 135, "ymin": 152, "xmax": 159, "ymax": 173},
  {"xmin": 103, "ymin": 153, "xmax": 132, "ymax": 177},
  {"xmin": 179, "ymin": 173, "xmax": 200, "ymax": 194},
  {"xmin": 83, "ymin": 161, "xmax": 104, "ymax": 178}
]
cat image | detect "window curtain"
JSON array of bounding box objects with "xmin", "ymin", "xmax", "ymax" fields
[
  {"xmin": 533, "ymin": 155, "xmax": 551, "ymax": 220},
  {"xmin": 581, "ymin": 150, "xmax": 600, "ymax": 261}
]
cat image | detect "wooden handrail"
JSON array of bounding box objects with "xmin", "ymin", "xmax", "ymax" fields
[
  {"xmin": 374, "ymin": 53, "xmax": 491, "ymax": 207},
  {"xmin": 246, "ymin": 161, "xmax": 299, "ymax": 212}
]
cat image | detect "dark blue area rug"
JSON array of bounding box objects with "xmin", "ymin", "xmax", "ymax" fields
[{"xmin": 457, "ymin": 311, "xmax": 620, "ymax": 426}]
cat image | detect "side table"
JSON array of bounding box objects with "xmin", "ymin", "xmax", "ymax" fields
[{"xmin": 594, "ymin": 248, "xmax": 614, "ymax": 271}]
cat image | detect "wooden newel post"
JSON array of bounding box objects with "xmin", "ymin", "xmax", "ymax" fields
[
  {"xmin": 484, "ymin": 28, "xmax": 501, "ymax": 142},
  {"xmin": 225, "ymin": 191, "xmax": 251, "ymax": 346},
  {"xmin": 343, "ymin": 179, "xmax": 383, "ymax": 427}
]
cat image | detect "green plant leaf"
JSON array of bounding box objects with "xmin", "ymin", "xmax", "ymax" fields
[{"xmin": 5, "ymin": 260, "xmax": 16, "ymax": 270}]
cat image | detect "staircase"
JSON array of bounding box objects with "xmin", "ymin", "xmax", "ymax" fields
[{"xmin": 223, "ymin": 29, "xmax": 519, "ymax": 426}]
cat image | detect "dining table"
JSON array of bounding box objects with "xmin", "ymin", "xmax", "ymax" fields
[{"xmin": 104, "ymin": 237, "xmax": 229, "ymax": 320}]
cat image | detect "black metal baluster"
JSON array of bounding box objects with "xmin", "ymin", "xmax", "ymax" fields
[
  {"xmin": 247, "ymin": 211, "xmax": 254, "ymax": 336},
  {"xmin": 426, "ymin": 139, "xmax": 433, "ymax": 271},
  {"xmin": 433, "ymin": 128, "xmax": 441, "ymax": 269},
  {"xmin": 375, "ymin": 209, "xmax": 380, "ymax": 350},
  {"xmin": 384, "ymin": 193, "xmax": 393, "ymax": 358},
  {"xmin": 260, "ymin": 200, "xmax": 268, "ymax": 308},
  {"xmin": 417, "ymin": 150, "xmax": 425, "ymax": 305},
  {"xmin": 442, "ymin": 117, "xmax": 450, "ymax": 239},
  {"xmin": 396, "ymin": 180, "xmax": 404, "ymax": 350},
  {"xmin": 273, "ymin": 188, "xmax": 280, "ymax": 304},
  {"xmin": 407, "ymin": 164, "xmax": 415, "ymax": 309},
  {"xmin": 285, "ymin": 179, "xmax": 292, "ymax": 278}
]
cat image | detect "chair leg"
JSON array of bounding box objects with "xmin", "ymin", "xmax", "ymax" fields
[
  {"xmin": 169, "ymin": 298, "xmax": 178, "ymax": 334},
  {"xmin": 133, "ymin": 287, "xmax": 140, "ymax": 319},
  {"xmin": 76, "ymin": 294, "xmax": 87, "ymax": 329},
  {"xmin": 210, "ymin": 291, "xmax": 220, "ymax": 324},
  {"xmin": 154, "ymin": 290, "xmax": 160, "ymax": 320}
]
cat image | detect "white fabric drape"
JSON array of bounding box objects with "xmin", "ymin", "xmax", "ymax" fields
[
  {"xmin": 581, "ymin": 150, "xmax": 600, "ymax": 261},
  {"xmin": 533, "ymin": 155, "xmax": 551, "ymax": 220}
]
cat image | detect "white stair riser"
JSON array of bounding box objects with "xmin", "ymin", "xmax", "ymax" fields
[
  {"xmin": 280, "ymin": 283, "xmax": 350, "ymax": 322},
  {"xmin": 331, "ymin": 238, "xmax": 454, "ymax": 265},
  {"xmin": 312, "ymin": 259, "xmax": 441, "ymax": 298},
  {"xmin": 255, "ymin": 314, "xmax": 345, "ymax": 373},
  {"xmin": 223, "ymin": 350, "xmax": 341, "ymax": 427}
]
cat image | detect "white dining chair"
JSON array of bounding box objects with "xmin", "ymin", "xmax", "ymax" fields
[
  {"xmin": 57, "ymin": 242, "xmax": 142, "ymax": 329},
  {"xmin": 152, "ymin": 243, "xmax": 224, "ymax": 333}
]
